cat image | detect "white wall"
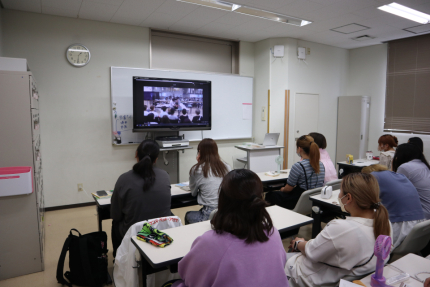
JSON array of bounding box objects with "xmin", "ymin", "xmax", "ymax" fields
[
  {"xmin": 2, "ymin": 10, "xmax": 255, "ymax": 206},
  {"xmin": 348, "ymin": 44, "xmax": 430, "ymax": 159}
]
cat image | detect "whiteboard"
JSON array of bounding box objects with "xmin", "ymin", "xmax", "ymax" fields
[{"xmin": 110, "ymin": 67, "xmax": 253, "ymax": 144}]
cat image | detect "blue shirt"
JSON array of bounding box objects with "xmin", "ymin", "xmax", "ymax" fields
[
  {"xmin": 287, "ymin": 159, "xmax": 325, "ymax": 190},
  {"xmin": 371, "ymin": 171, "xmax": 424, "ymax": 223}
]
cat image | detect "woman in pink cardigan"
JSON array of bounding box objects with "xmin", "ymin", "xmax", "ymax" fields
[
  {"xmin": 169, "ymin": 169, "xmax": 289, "ymax": 287},
  {"xmin": 309, "ymin": 133, "xmax": 338, "ymax": 183}
]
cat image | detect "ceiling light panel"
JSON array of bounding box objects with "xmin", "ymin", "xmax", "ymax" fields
[
  {"xmin": 176, "ymin": 0, "xmax": 312, "ymax": 26},
  {"xmin": 378, "ymin": 3, "xmax": 430, "ymax": 24}
]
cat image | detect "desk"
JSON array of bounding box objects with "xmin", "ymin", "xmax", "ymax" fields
[
  {"xmin": 93, "ymin": 184, "xmax": 196, "ymax": 232},
  {"xmin": 132, "ymin": 206, "xmax": 313, "ymax": 286},
  {"xmin": 337, "ymin": 159, "xmax": 379, "ymax": 178},
  {"xmin": 256, "ymin": 169, "xmax": 290, "ymax": 190},
  {"xmin": 309, "ymin": 189, "xmax": 348, "ymax": 238},
  {"xmin": 235, "ymin": 144, "xmax": 284, "ymax": 173},
  {"xmin": 360, "ymin": 253, "xmax": 430, "ymax": 287},
  {"xmin": 93, "ymin": 172, "xmax": 290, "ymax": 231}
]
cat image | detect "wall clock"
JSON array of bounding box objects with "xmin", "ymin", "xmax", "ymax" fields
[{"xmin": 66, "ymin": 44, "xmax": 91, "ymax": 67}]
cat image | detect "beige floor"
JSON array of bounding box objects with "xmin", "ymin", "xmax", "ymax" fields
[{"xmin": 0, "ymin": 205, "xmax": 313, "ymax": 287}]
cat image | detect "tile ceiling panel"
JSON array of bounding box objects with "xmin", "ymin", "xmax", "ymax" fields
[
  {"xmin": 110, "ymin": 0, "xmax": 165, "ymax": 26},
  {"xmin": 195, "ymin": 22, "xmax": 236, "ymax": 35},
  {"xmin": 141, "ymin": 12, "xmax": 184, "ymax": 29},
  {"xmin": 42, "ymin": 6, "xmax": 80, "ymax": 18},
  {"xmin": 276, "ymin": 0, "xmax": 326, "ymax": 18},
  {"xmin": 213, "ymin": 12, "xmax": 251, "ymax": 26},
  {"xmin": 331, "ymin": 23, "xmax": 370, "ymax": 34},
  {"xmin": 82, "ymin": 0, "xmax": 124, "ymax": 6},
  {"xmin": 305, "ymin": 13, "xmax": 367, "ymax": 32},
  {"xmin": 2, "ymin": 0, "xmax": 42, "ymax": 13},
  {"xmin": 78, "ymin": 1, "xmax": 120, "ymax": 22},
  {"xmin": 42, "ymin": 0, "xmax": 82, "ymax": 11},
  {"xmin": 404, "ymin": 24, "xmax": 430, "ymax": 34},
  {"xmin": 173, "ymin": 6, "xmax": 228, "ymax": 28},
  {"xmin": 155, "ymin": 0, "xmax": 198, "ymax": 17}
]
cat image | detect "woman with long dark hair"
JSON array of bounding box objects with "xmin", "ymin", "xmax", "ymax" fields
[
  {"xmin": 172, "ymin": 170, "xmax": 289, "ymax": 286},
  {"xmin": 392, "ymin": 143, "xmax": 430, "ymax": 219},
  {"xmin": 111, "ymin": 139, "xmax": 171, "ymax": 256},
  {"xmin": 185, "ymin": 138, "xmax": 231, "ymax": 224}
]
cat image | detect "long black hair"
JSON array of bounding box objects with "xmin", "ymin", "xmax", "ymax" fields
[
  {"xmin": 211, "ymin": 169, "xmax": 273, "ymax": 244},
  {"xmin": 392, "ymin": 143, "xmax": 430, "ymax": 172},
  {"xmin": 133, "ymin": 139, "xmax": 160, "ymax": 191}
]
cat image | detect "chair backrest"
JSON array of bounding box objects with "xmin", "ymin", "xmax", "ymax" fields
[
  {"xmin": 292, "ymin": 186, "xmax": 323, "ymax": 215},
  {"xmin": 325, "ymin": 179, "xmax": 341, "ymax": 191},
  {"xmin": 208, "ymin": 209, "xmax": 218, "ymax": 221},
  {"xmin": 390, "ymin": 219, "xmax": 430, "ymax": 262},
  {"xmin": 232, "ymin": 156, "xmax": 246, "ymax": 169}
]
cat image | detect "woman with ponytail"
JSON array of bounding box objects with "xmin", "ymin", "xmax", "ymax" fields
[
  {"xmin": 266, "ymin": 135, "xmax": 325, "ymax": 210},
  {"xmin": 285, "ymin": 173, "xmax": 393, "ymax": 287},
  {"xmin": 111, "ymin": 139, "xmax": 171, "ymax": 256},
  {"xmin": 172, "ymin": 170, "xmax": 289, "ymax": 287},
  {"xmin": 393, "ymin": 143, "xmax": 430, "ymax": 219}
]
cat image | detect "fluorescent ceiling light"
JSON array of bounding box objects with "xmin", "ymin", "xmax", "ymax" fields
[
  {"xmin": 378, "ymin": 2, "xmax": 430, "ymax": 24},
  {"xmin": 176, "ymin": 0, "xmax": 312, "ymax": 26}
]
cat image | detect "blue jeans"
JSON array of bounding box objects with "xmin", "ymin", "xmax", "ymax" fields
[{"xmin": 185, "ymin": 206, "xmax": 215, "ymax": 225}]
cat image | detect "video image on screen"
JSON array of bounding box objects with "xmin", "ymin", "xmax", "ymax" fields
[{"xmin": 133, "ymin": 77, "xmax": 211, "ymax": 131}]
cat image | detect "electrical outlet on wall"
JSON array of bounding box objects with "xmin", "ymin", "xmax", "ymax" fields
[
  {"xmin": 78, "ymin": 183, "xmax": 83, "ymax": 192},
  {"xmin": 306, "ymin": 47, "xmax": 311, "ymax": 55},
  {"xmin": 261, "ymin": 106, "xmax": 266, "ymax": 121}
]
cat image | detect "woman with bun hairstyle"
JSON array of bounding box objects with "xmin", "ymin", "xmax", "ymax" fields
[
  {"xmin": 285, "ymin": 173, "xmax": 392, "ymax": 287},
  {"xmin": 111, "ymin": 139, "xmax": 171, "ymax": 256},
  {"xmin": 378, "ymin": 134, "xmax": 398, "ymax": 170},
  {"xmin": 266, "ymin": 135, "xmax": 325, "ymax": 210},
  {"xmin": 393, "ymin": 143, "xmax": 430, "ymax": 219},
  {"xmin": 171, "ymin": 170, "xmax": 289, "ymax": 287}
]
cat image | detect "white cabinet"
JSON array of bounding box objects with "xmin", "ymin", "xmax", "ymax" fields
[
  {"xmin": 336, "ymin": 96, "xmax": 370, "ymax": 163},
  {"xmin": 0, "ymin": 67, "xmax": 45, "ymax": 280}
]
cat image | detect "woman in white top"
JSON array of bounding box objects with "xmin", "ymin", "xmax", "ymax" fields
[
  {"xmin": 378, "ymin": 134, "xmax": 398, "ymax": 170},
  {"xmin": 285, "ymin": 173, "xmax": 392, "ymax": 287}
]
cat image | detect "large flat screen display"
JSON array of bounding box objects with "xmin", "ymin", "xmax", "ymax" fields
[{"xmin": 133, "ymin": 77, "xmax": 211, "ymax": 131}]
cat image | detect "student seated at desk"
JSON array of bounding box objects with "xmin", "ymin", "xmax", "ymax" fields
[
  {"xmin": 265, "ymin": 135, "xmax": 325, "ymax": 210},
  {"xmin": 168, "ymin": 108, "xmax": 178, "ymax": 122},
  {"xmin": 192, "ymin": 109, "xmax": 202, "ymax": 123},
  {"xmin": 148, "ymin": 105, "xmax": 158, "ymax": 121},
  {"xmin": 309, "ymin": 132, "xmax": 337, "ymax": 182},
  {"xmin": 159, "ymin": 106, "xmax": 168, "ymax": 118},
  {"xmin": 362, "ymin": 164, "xmax": 425, "ymax": 248},
  {"xmin": 392, "ymin": 143, "xmax": 430, "ymax": 219},
  {"xmin": 179, "ymin": 109, "xmax": 191, "ymax": 123},
  {"xmin": 110, "ymin": 139, "xmax": 171, "ymax": 257},
  {"xmin": 172, "ymin": 170, "xmax": 289, "ymax": 287},
  {"xmin": 160, "ymin": 115, "xmax": 170, "ymax": 124},
  {"xmin": 285, "ymin": 173, "xmax": 393, "ymax": 287},
  {"xmin": 378, "ymin": 134, "xmax": 398, "ymax": 170},
  {"xmin": 185, "ymin": 138, "xmax": 231, "ymax": 224},
  {"xmin": 408, "ymin": 136, "xmax": 424, "ymax": 153}
]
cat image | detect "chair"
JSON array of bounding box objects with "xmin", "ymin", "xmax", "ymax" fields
[
  {"xmin": 232, "ymin": 155, "xmax": 247, "ymax": 169},
  {"xmin": 389, "ymin": 219, "xmax": 430, "ymax": 262},
  {"xmin": 325, "ymin": 179, "xmax": 341, "ymax": 191},
  {"xmin": 291, "ymin": 186, "xmax": 323, "ymax": 215},
  {"xmin": 113, "ymin": 216, "xmax": 182, "ymax": 287}
]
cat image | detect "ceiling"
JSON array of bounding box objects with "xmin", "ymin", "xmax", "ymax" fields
[{"xmin": 2, "ymin": 0, "xmax": 430, "ymax": 49}]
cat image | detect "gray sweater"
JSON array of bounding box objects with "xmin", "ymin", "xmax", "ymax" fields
[
  {"xmin": 189, "ymin": 163, "xmax": 231, "ymax": 208},
  {"xmin": 111, "ymin": 168, "xmax": 172, "ymax": 237}
]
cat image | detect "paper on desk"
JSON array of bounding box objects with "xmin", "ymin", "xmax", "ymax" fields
[
  {"xmin": 242, "ymin": 103, "xmax": 252, "ymax": 120},
  {"xmin": 176, "ymin": 182, "xmax": 189, "ymax": 187},
  {"xmin": 339, "ymin": 279, "xmax": 365, "ymax": 287}
]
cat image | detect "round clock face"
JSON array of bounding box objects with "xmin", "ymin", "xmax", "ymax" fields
[{"xmin": 66, "ymin": 44, "xmax": 90, "ymax": 67}]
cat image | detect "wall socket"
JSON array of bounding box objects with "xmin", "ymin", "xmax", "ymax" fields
[
  {"xmin": 78, "ymin": 183, "xmax": 83, "ymax": 192},
  {"xmin": 306, "ymin": 47, "xmax": 311, "ymax": 55}
]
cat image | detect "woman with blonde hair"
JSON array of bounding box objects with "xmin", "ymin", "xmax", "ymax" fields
[
  {"xmin": 266, "ymin": 135, "xmax": 325, "ymax": 210},
  {"xmin": 362, "ymin": 164, "xmax": 424, "ymax": 248},
  {"xmin": 285, "ymin": 173, "xmax": 392, "ymax": 287}
]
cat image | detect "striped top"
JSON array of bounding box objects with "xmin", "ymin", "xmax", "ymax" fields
[{"xmin": 287, "ymin": 159, "xmax": 325, "ymax": 190}]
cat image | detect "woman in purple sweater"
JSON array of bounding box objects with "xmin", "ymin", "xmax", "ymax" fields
[{"xmin": 171, "ymin": 169, "xmax": 289, "ymax": 287}]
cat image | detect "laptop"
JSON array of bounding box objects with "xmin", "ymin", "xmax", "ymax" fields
[{"xmin": 261, "ymin": 133, "xmax": 280, "ymax": 146}]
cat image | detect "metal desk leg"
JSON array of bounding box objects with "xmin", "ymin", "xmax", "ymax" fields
[
  {"xmin": 312, "ymin": 205, "xmax": 322, "ymax": 238},
  {"xmin": 141, "ymin": 259, "xmax": 148, "ymax": 287},
  {"xmin": 97, "ymin": 205, "xmax": 103, "ymax": 232}
]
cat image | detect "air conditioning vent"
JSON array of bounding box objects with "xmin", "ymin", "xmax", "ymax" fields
[{"xmin": 351, "ymin": 35, "xmax": 376, "ymax": 41}]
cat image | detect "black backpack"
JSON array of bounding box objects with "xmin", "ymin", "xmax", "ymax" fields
[{"xmin": 56, "ymin": 229, "xmax": 110, "ymax": 287}]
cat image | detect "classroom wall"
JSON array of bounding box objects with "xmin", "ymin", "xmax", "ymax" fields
[
  {"xmin": 253, "ymin": 38, "xmax": 349, "ymax": 168},
  {"xmin": 348, "ymin": 44, "xmax": 430, "ymax": 159},
  {"xmin": 2, "ymin": 10, "xmax": 255, "ymax": 207}
]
